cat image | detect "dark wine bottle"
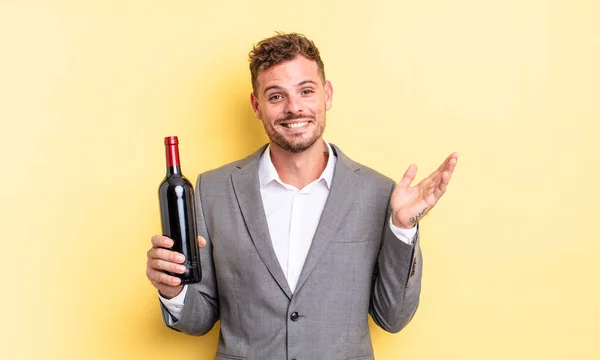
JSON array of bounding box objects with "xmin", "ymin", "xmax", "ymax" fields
[{"xmin": 158, "ymin": 136, "xmax": 202, "ymax": 284}]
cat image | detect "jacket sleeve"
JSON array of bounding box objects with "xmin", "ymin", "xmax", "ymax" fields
[
  {"xmin": 369, "ymin": 184, "xmax": 423, "ymax": 333},
  {"xmin": 159, "ymin": 173, "xmax": 220, "ymax": 335}
]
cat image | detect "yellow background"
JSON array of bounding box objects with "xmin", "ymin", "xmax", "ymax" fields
[{"xmin": 1, "ymin": 1, "xmax": 599, "ymax": 359}]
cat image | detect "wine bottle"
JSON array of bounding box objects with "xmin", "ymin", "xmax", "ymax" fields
[{"xmin": 158, "ymin": 136, "xmax": 202, "ymax": 284}]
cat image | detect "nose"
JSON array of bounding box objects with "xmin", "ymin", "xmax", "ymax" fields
[{"xmin": 284, "ymin": 94, "xmax": 303, "ymax": 115}]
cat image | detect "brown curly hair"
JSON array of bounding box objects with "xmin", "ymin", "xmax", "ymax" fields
[{"xmin": 249, "ymin": 32, "xmax": 326, "ymax": 95}]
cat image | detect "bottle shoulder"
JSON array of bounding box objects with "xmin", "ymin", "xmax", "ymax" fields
[{"xmin": 159, "ymin": 174, "xmax": 194, "ymax": 190}]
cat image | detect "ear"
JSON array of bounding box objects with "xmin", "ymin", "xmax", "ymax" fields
[
  {"xmin": 324, "ymin": 80, "xmax": 333, "ymax": 111},
  {"xmin": 250, "ymin": 92, "xmax": 262, "ymax": 120}
]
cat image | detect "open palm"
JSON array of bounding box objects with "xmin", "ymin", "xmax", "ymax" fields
[{"xmin": 390, "ymin": 153, "xmax": 458, "ymax": 229}]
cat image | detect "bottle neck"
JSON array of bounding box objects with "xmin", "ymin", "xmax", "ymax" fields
[
  {"xmin": 165, "ymin": 143, "xmax": 182, "ymax": 176},
  {"xmin": 166, "ymin": 165, "xmax": 181, "ymax": 176}
]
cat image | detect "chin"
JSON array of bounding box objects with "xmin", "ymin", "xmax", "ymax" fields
[{"xmin": 285, "ymin": 139, "xmax": 321, "ymax": 153}]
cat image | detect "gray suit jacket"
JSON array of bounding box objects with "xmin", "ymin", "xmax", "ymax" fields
[{"xmin": 161, "ymin": 144, "xmax": 422, "ymax": 360}]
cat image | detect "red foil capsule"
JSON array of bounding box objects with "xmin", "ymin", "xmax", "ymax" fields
[{"xmin": 164, "ymin": 136, "xmax": 180, "ymax": 167}]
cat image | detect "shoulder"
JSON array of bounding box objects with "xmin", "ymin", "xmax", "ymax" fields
[
  {"xmin": 195, "ymin": 145, "xmax": 267, "ymax": 186},
  {"xmin": 331, "ymin": 143, "xmax": 395, "ymax": 191}
]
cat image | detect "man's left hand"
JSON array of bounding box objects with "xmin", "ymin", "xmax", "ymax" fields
[{"xmin": 390, "ymin": 153, "xmax": 459, "ymax": 229}]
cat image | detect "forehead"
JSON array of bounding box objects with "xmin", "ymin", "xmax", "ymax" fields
[{"xmin": 256, "ymin": 56, "xmax": 321, "ymax": 92}]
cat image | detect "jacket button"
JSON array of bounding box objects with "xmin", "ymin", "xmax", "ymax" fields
[{"xmin": 290, "ymin": 312, "xmax": 299, "ymax": 321}]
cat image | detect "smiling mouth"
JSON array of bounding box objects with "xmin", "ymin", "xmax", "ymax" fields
[{"xmin": 281, "ymin": 121, "xmax": 310, "ymax": 129}]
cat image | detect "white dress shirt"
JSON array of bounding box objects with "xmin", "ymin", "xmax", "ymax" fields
[{"xmin": 159, "ymin": 141, "xmax": 417, "ymax": 321}]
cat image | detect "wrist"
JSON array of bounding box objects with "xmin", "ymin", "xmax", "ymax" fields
[
  {"xmin": 391, "ymin": 216, "xmax": 416, "ymax": 230},
  {"xmin": 158, "ymin": 286, "xmax": 183, "ymax": 300}
]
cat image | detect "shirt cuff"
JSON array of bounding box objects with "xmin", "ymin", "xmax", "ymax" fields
[
  {"xmin": 389, "ymin": 216, "xmax": 417, "ymax": 245},
  {"xmin": 158, "ymin": 285, "xmax": 188, "ymax": 324}
]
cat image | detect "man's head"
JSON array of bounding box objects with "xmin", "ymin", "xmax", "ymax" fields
[
  {"xmin": 249, "ymin": 33, "xmax": 326, "ymax": 95},
  {"xmin": 249, "ymin": 33, "xmax": 332, "ymax": 153}
]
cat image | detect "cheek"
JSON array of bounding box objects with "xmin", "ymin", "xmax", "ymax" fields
[
  {"xmin": 263, "ymin": 106, "xmax": 283, "ymax": 122},
  {"xmin": 259, "ymin": 113, "xmax": 276, "ymax": 128},
  {"xmin": 307, "ymin": 98, "xmax": 325, "ymax": 113}
]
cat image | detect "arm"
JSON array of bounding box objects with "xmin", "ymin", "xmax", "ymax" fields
[
  {"xmin": 370, "ymin": 152, "xmax": 457, "ymax": 333},
  {"xmin": 369, "ymin": 189, "xmax": 422, "ymax": 333}
]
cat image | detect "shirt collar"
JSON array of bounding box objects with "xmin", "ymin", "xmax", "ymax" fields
[{"xmin": 258, "ymin": 140, "xmax": 337, "ymax": 190}]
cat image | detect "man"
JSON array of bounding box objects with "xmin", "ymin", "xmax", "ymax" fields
[{"xmin": 146, "ymin": 33, "xmax": 458, "ymax": 360}]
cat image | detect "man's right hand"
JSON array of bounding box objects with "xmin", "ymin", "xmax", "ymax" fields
[{"xmin": 146, "ymin": 235, "xmax": 207, "ymax": 299}]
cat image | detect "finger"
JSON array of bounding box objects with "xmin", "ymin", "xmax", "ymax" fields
[
  {"xmin": 148, "ymin": 247, "xmax": 185, "ymax": 263},
  {"xmin": 446, "ymin": 153, "xmax": 458, "ymax": 176},
  {"xmin": 426, "ymin": 154, "xmax": 451, "ymax": 180},
  {"xmin": 433, "ymin": 184, "xmax": 443, "ymax": 198},
  {"xmin": 147, "ymin": 268, "xmax": 181, "ymax": 286},
  {"xmin": 433, "ymin": 171, "xmax": 451, "ymax": 199},
  {"xmin": 437, "ymin": 171, "xmax": 449, "ymax": 187},
  {"xmin": 427, "ymin": 152, "xmax": 457, "ymax": 182},
  {"xmin": 398, "ymin": 164, "xmax": 417, "ymax": 188},
  {"xmin": 429, "ymin": 170, "xmax": 445, "ymax": 188},
  {"xmin": 440, "ymin": 156, "xmax": 458, "ymax": 186},
  {"xmin": 149, "ymin": 258, "xmax": 187, "ymax": 274},
  {"xmin": 444, "ymin": 152, "xmax": 458, "ymax": 167},
  {"xmin": 418, "ymin": 176, "xmax": 434, "ymax": 191},
  {"xmin": 151, "ymin": 235, "xmax": 174, "ymax": 249},
  {"xmin": 146, "ymin": 267, "xmax": 179, "ymax": 285},
  {"xmin": 439, "ymin": 171, "xmax": 450, "ymax": 192},
  {"xmin": 198, "ymin": 236, "xmax": 207, "ymax": 248}
]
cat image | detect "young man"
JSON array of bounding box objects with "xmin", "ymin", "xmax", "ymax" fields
[{"xmin": 146, "ymin": 33, "xmax": 458, "ymax": 360}]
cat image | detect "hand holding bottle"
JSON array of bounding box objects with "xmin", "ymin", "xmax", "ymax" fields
[{"xmin": 146, "ymin": 235, "xmax": 207, "ymax": 299}]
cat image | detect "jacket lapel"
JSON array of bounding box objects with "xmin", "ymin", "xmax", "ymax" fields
[
  {"xmin": 294, "ymin": 144, "xmax": 361, "ymax": 294},
  {"xmin": 231, "ymin": 146, "xmax": 293, "ymax": 299}
]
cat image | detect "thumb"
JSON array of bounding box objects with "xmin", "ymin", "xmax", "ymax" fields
[
  {"xmin": 398, "ymin": 164, "xmax": 417, "ymax": 188},
  {"xmin": 198, "ymin": 235, "xmax": 207, "ymax": 248}
]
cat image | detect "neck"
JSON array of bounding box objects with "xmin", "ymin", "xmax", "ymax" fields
[{"xmin": 269, "ymin": 139, "xmax": 329, "ymax": 189}]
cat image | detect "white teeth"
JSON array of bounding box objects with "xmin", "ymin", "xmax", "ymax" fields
[{"xmin": 283, "ymin": 122, "xmax": 309, "ymax": 129}]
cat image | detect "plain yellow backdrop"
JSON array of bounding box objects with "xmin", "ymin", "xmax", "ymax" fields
[{"xmin": 1, "ymin": 1, "xmax": 599, "ymax": 359}]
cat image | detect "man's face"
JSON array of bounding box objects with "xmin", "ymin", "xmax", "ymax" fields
[{"xmin": 251, "ymin": 56, "xmax": 333, "ymax": 153}]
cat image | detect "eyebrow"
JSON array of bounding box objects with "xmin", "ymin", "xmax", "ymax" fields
[{"xmin": 263, "ymin": 80, "xmax": 318, "ymax": 95}]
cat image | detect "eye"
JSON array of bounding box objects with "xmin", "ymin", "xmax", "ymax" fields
[
  {"xmin": 301, "ymin": 89, "xmax": 314, "ymax": 95},
  {"xmin": 269, "ymin": 94, "xmax": 283, "ymax": 101}
]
